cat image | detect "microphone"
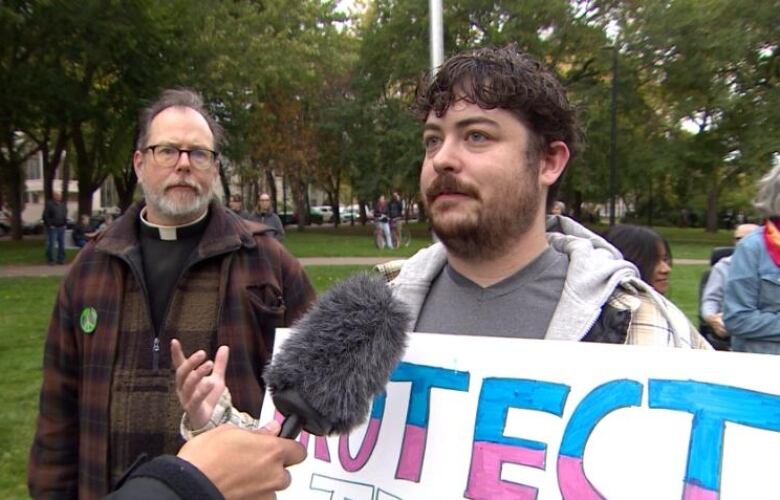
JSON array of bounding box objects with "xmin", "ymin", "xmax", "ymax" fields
[{"xmin": 264, "ymin": 272, "xmax": 410, "ymax": 439}]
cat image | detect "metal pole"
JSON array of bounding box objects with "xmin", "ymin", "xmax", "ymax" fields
[
  {"xmin": 429, "ymin": 0, "xmax": 444, "ymax": 75},
  {"xmin": 608, "ymin": 44, "xmax": 618, "ymax": 227}
]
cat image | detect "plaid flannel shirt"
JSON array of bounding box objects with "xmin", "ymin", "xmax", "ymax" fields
[{"xmin": 28, "ymin": 201, "xmax": 315, "ymax": 500}]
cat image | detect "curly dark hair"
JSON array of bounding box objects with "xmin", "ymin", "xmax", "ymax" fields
[{"xmin": 413, "ymin": 45, "xmax": 584, "ymax": 207}]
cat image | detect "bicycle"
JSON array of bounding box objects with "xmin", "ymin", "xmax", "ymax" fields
[{"xmin": 374, "ymin": 217, "xmax": 412, "ymax": 249}]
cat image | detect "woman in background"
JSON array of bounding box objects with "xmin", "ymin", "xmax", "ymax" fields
[
  {"xmin": 723, "ymin": 165, "xmax": 780, "ymax": 354},
  {"xmin": 604, "ymin": 224, "xmax": 672, "ymax": 295}
]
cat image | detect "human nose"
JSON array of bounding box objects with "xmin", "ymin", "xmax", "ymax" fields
[
  {"xmin": 174, "ymin": 150, "xmax": 192, "ymax": 171},
  {"xmin": 430, "ymin": 137, "xmax": 462, "ymax": 175}
]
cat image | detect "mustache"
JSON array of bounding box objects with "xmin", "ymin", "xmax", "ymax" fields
[
  {"xmin": 163, "ymin": 177, "xmax": 203, "ymax": 195},
  {"xmin": 424, "ymin": 174, "xmax": 479, "ymax": 203}
]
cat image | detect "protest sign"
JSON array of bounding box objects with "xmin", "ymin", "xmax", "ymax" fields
[{"xmin": 260, "ymin": 330, "xmax": 780, "ymax": 499}]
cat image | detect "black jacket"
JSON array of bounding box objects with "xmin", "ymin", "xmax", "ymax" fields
[
  {"xmin": 43, "ymin": 200, "xmax": 68, "ymax": 227},
  {"xmin": 105, "ymin": 455, "xmax": 223, "ymax": 500}
]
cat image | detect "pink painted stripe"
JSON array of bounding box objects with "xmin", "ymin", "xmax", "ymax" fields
[
  {"xmin": 683, "ymin": 482, "xmax": 719, "ymax": 500},
  {"xmin": 396, "ymin": 424, "xmax": 427, "ymax": 482},
  {"xmin": 466, "ymin": 442, "xmax": 546, "ymax": 499},
  {"xmin": 339, "ymin": 418, "xmax": 382, "ymax": 471},
  {"xmin": 473, "ymin": 441, "xmax": 546, "ymax": 469},
  {"xmin": 556, "ymin": 455, "xmax": 604, "ymax": 500}
]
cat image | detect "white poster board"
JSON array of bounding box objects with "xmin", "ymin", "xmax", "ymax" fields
[{"xmin": 260, "ymin": 330, "xmax": 780, "ymax": 499}]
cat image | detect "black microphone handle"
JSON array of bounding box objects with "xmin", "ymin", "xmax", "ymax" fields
[{"xmin": 279, "ymin": 413, "xmax": 304, "ymax": 439}]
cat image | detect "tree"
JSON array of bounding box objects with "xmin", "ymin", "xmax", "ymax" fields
[{"xmin": 619, "ymin": 0, "xmax": 780, "ymax": 230}]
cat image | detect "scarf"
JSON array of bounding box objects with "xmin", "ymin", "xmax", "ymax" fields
[{"xmin": 763, "ymin": 218, "xmax": 780, "ymax": 267}]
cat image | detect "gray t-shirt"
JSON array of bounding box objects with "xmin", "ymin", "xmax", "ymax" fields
[{"xmin": 414, "ymin": 247, "xmax": 569, "ymax": 338}]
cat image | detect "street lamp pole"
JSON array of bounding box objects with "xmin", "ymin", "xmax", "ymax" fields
[
  {"xmin": 609, "ymin": 43, "xmax": 619, "ymax": 227},
  {"xmin": 429, "ymin": 0, "xmax": 444, "ymax": 75}
]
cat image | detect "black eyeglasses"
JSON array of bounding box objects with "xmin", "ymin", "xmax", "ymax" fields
[{"xmin": 145, "ymin": 144, "xmax": 218, "ymax": 170}]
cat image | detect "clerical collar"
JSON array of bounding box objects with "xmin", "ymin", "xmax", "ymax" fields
[{"xmin": 139, "ymin": 207, "xmax": 209, "ymax": 241}]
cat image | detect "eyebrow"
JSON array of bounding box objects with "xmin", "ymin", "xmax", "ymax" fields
[{"xmin": 423, "ymin": 116, "xmax": 501, "ymax": 133}]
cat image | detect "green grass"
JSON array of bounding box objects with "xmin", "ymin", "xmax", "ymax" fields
[
  {"xmin": 0, "ymin": 237, "xmax": 79, "ymax": 266},
  {"xmin": 0, "ymin": 224, "xmax": 736, "ymax": 264},
  {"xmin": 668, "ymin": 264, "xmax": 708, "ymax": 324},
  {"xmin": 304, "ymin": 265, "xmax": 372, "ymax": 292},
  {"xmin": 0, "ymin": 277, "xmax": 59, "ymax": 499},
  {"xmin": 587, "ymin": 223, "xmax": 734, "ymax": 260},
  {"xmin": 283, "ymin": 222, "xmax": 432, "ymax": 257},
  {"xmin": 0, "ymin": 223, "xmax": 432, "ymax": 265}
]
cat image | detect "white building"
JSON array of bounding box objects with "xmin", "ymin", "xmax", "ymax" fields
[{"xmin": 21, "ymin": 151, "xmax": 118, "ymax": 224}]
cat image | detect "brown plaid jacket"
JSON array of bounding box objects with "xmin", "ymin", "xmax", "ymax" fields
[{"xmin": 28, "ymin": 201, "xmax": 315, "ymax": 500}]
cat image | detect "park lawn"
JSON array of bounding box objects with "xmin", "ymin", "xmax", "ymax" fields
[
  {"xmin": 0, "ymin": 223, "xmax": 431, "ymax": 265},
  {"xmin": 0, "ymin": 277, "xmax": 59, "ymax": 498},
  {"xmin": 667, "ymin": 264, "xmax": 708, "ymax": 326},
  {"xmin": 0, "ymin": 237, "xmax": 79, "ymax": 266},
  {"xmin": 1, "ymin": 224, "xmax": 736, "ymax": 265},
  {"xmin": 0, "ymin": 260, "xmax": 707, "ymax": 498}
]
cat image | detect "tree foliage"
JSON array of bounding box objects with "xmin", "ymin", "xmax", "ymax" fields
[{"xmin": 2, "ymin": 0, "xmax": 777, "ymax": 239}]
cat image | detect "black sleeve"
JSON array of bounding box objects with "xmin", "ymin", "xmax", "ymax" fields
[
  {"xmin": 42, "ymin": 202, "xmax": 52, "ymax": 226},
  {"xmin": 104, "ymin": 455, "xmax": 224, "ymax": 500}
]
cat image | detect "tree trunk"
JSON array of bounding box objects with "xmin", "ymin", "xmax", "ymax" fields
[
  {"xmin": 572, "ymin": 190, "xmax": 583, "ymax": 221},
  {"xmin": 294, "ymin": 179, "xmax": 306, "ymax": 232},
  {"xmin": 705, "ymin": 188, "xmax": 719, "ymax": 233},
  {"xmin": 113, "ymin": 161, "xmax": 138, "ymax": 213},
  {"xmin": 61, "ymin": 159, "xmax": 70, "ymax": 213},
  {"xmin": 332, "ymin": 177, "xmax": 340, "ymax": 227},
  {"xmin": 265, "ymin": 168, "xmax": 277, "ymax": 213},
  {"xmin": 41, "ymin": 127, "xmax": 68, "ymax": 203},
  {"xmin": 219, "ymin": 166, "xmax": 230, "ymax": 202},
  {"xmin": 7, "ymin": 162, "xmax": 25, "ymax": 240}
]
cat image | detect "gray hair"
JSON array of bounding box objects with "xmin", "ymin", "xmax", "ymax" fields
[
  {"xmin": 754, "ymin": 164, "xmax": 780, "ymax": 218},
  {"xmin": 136, "ymin": 88, "xmax": 224, "ymax": 151}
]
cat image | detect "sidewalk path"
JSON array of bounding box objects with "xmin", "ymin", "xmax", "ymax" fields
[{"xmin": 1, "ymin": 257, "xmax": 709, "ymax": 278}]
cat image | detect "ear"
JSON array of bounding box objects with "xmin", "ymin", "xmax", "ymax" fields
[
  {"xmin": 538, "ymin": 141, "xmax": 570, "ymax": 188},
  {"xmin": 133, "ymin": 150, "xmax": 145, "ymax": 182}
]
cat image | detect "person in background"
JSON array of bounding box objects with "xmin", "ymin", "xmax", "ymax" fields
[
  {"xmin": 28, "ymin": 88, "xmax": 315, "ymax": 499},
  {"xmin": 388, "ymin": 191, "xmax": 404, "ymax": 248},
  {"xmin": 373, "ymin": 194, "xmax": 392, "ymax": 248},
  {"xmin": 550, "ymin": 200, "xmax": 566, "ymax": 216},
  {"xmin": 252, "ymin": 193, "xmax": 285, "ymax": 241},
  {"xmin": 228, "ymin": 194, "xmax": 251, "ymax": 219},
  {"xmin": 700, "ymin": 223, "xmax": 759, "ymax": 349},
  {"xmin": 43, "ymin": 190, "xmax": 68, "ymax": 264},
  {"xmin": 724, "ymin": 165, "xmax": 780, "ymax": 354},
  {"xmin": 72, "ymin": 214, "xmax": 94, "ymax": 248},
  {"xmin": 603, "ymin": 224, "xmax": 673, "ymax": 296}
]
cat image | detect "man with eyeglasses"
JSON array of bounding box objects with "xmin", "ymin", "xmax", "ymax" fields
[{"xmin": 28, "ymin": 88, "xmax": 316, "ymax": 500}]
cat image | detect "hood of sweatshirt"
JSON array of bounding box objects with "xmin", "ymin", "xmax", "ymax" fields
[{"xmin": 390, "ymin": 216, "xmax": 647, "ymax": 340}]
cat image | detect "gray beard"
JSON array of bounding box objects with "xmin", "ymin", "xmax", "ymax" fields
[{"xmin": 143, "ymin": 181, "xmax": 216, "ymax": 224}]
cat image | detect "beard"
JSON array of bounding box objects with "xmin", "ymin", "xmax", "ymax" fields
[
  {"xmin": 424, "ymin": 171, "xmax": 541, "ymax": 260},
  {"xmin": 142, "ymin": 175, "xmax": 217, "ymax": 224}
]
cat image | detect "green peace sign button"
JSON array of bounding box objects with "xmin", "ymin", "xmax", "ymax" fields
[{"xmin": 80, "ymin": 307, "xmax": 98, "ymax": 334}]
